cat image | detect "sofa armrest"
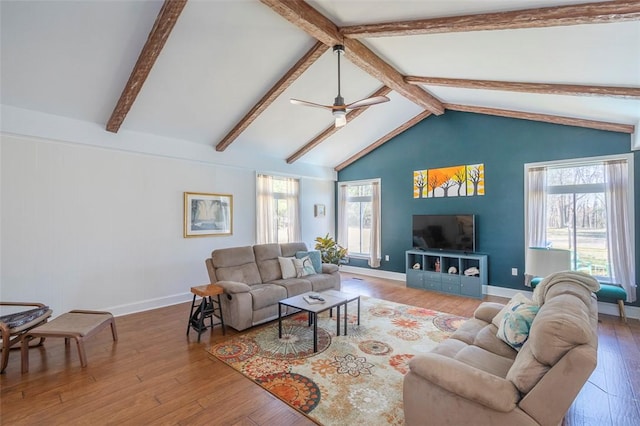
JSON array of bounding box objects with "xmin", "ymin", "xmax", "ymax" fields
[
  {"xmin": 321, "ymin": 263, "xmax": 339, "ymax": 274},
  {"xmin": 473, "ymin": 302, "xmax": 505, "ymax": 323},
  {"xmin": 215, "ymin": 281, "xmax": 251, "ymax": 294},
  {"xmin": 408, "ymin": 353, "xmax": 520, "ymax": 412}
]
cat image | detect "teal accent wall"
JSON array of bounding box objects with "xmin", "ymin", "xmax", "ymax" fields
[{"xmin": 338, "ymin": 111, "xmax": 639, "ymax": 306}]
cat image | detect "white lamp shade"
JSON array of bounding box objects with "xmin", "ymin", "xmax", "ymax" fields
[{"xmin": 526, "ymin": 247, "xmax": 571, "ymax": 277}]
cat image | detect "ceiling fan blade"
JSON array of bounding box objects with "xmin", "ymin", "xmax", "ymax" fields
[
  {"xmin": 346, "ymin": 95, "xmax": 390, "ymax": 110},
  {"xmin": 290, "ymin": 98, "xmax": 333, "ymax": 110}
]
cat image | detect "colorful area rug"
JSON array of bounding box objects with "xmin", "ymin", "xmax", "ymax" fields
[{"xmin": 208, "ymin": 296, "xmax": 466, "ymax": 425}]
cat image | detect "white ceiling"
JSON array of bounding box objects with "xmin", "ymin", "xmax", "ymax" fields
[{"xmin": 1, "ymin": 0, "xmax": 639, "ymax": 173}]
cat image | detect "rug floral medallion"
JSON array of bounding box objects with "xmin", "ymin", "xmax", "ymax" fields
[{"xmin": 208, "ymin": 296, "xmax": 466, "ymax": 425}]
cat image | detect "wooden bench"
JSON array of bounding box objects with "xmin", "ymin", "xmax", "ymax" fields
[{"xmin": 21, "ymin": 310, "xmax": 117, "ymax": 373}]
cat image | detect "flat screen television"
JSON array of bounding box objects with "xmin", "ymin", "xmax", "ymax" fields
[{"xmin": 412, "ymin": 214, "xmax": 475, "ymax": 253}]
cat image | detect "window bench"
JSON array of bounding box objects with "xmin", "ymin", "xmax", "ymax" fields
[{"xmin": 531, "ymin": 277, "xmax": 627, "ymax": 322}]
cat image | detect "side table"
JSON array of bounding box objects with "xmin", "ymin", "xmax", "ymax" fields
[{"xmin": 187, "ymin": 284, "xmax": 226, "ymax": 342}]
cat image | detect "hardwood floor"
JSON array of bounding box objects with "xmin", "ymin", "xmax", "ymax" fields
[{"xmin": 1, "ymin": 273, "xmax": 638, "ymax": 425}]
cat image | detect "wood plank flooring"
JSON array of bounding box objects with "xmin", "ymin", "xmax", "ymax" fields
[{"xmin": 1, "ymin": 273, "xmax": 638, "ymax": 425}]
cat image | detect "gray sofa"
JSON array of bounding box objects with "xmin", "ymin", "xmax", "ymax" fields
[
  {"xmin": 205, "ymin": 242, "xmax": 340, "ymax": 331},
  {"xmin": 403, "ymin": 272, "xmax": 599, "ymax": 426}
]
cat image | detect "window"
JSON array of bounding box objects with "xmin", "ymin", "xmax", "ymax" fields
[
  {"xmin": 256, "ymin": 174, "xmax": 300, "ymax": 244},
  {"xmin": 525, "ymin": 154, "xmax": 635, "ymax": 302},
  {"xmin": 338, "ymin": 179, "xmax": 381, "ymax": 267},
  {"xmin": 545, "ymin": 164, "xmax": 608, "ymax": 278}
]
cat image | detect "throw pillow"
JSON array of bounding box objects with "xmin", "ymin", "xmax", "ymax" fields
[
  {"xmin": 296, "ymin": 250, "xmax": 322, "ymax": 273},
  {"xmin": 293, "ymin": 256, "xmax": 316, "ymax": 277},
  {"xmin": 278, "ymin": 256, "xmax": 297, "ymax": 279},
  {"xmin": 492, "ymin": 293, "xmax": 535, "ymax": 329},
  {"xmin": 497, "ymin": 303, "xmax": 540, "ymax": 351}
]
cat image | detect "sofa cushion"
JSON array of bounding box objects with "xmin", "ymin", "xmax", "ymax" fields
[
  {"xmin": 450, "ymin": 318, "xmax": 488, "ymax": 345},
  {"xmin": 215, "ymin": 263, "xmax": 263, "ymax": 285},
  {"xmin": 254, "ymin": 244, "xmax": 283, "ymax": 283},
  {"xmin": 281, "ymin": 242, "xmax": 308, "ymax": 257},
  {"xmin": 272, "ymin": 278, "xmax": 312, "ymax": 297},
  {"xmin": 497, "ymin": 303, "xmax": 539, "ymax": 351},
  {"xmin": 454, "ymin": 345, "xmax": 515, "ymax": 378},
  {"xmin": 473, "ymin": 325, "xmax": 518, "ymax": 359},
  {"xmin": 305, "ymin": 273, "xmax": 338, "ymax": 292},
  {"xmin": 278, "ymin": 257, "xmax": 297, "ymax": 279},
  {"xmin": 249, "ymin": 284, "xmax": 287, "ymax": 310},
  {"xmin": 293, "ymin": 256, "xmax": 316, "ymax": 277},
  {"xmin": 211, "ymin": 246, "xmax": 255, "ymax": 268},
  {"xmin": 430, "ymin": 337, "xmax": 467, "ymax": 358},
  {"xmin": 296, "ymin": 250, "xmax": 322, "ymax": 273}
]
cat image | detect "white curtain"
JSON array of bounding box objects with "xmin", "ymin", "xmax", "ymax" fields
[
  {"xmin": 368, "ymin": 181, "xmax": 381, "ymax": 268},
  {"xmin": 524, "ymin": 166, "xmax": 547, "ymax": 286},
  {"xmin": 605, "ymin": 160, "xmax": 636, "ymax": 302},
  {"xmin": 337, "ymin": 183, "xmax": 348, "ymax": 249},
  {"xmin": 283, "ymin": 177, "xmax": 301, "ymax": 243},
  {"xmin": 527, "ymin": 166, "xmax": 547, "ymax": 248},
  {"xmin": 256, "ymin": 174, "xmax": 275, "ymax": 244},
  {"xmin": 256, "ymin": 174, "xmax": 300, "ymax": 244}
]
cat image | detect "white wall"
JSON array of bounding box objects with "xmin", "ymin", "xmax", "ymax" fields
[
  {"xmin": 0, "ymin": 134, "xmax": 335, "ymax": 317},
  {"xmin": 300, "ymin": 178, "xmax": 335, "ymax": 250}
]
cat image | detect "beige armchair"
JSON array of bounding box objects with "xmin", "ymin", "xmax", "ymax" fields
[{"xmin": 1, "ymin": 302, "xmax": 52, "ymax": 373}]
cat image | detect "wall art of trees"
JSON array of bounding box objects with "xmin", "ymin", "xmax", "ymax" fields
[{"xmin": 413, "ymin": 164, "xmax": 485, "ymax": 198}]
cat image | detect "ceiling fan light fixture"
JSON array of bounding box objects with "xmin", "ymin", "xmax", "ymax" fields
[{"xmin": 333, "ymin": 109, "xmax": 347, "ymax": 127}]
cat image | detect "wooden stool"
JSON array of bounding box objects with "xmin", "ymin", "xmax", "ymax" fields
[
  {"xmin": 21, "ymin": 310, "xmax": 117, "ymax": 373},
  {"xmin": 187, "ymin": 284, "xmax": 225, "ymax": 342}
]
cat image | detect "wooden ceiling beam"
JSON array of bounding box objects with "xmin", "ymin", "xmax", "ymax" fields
[
  {"xmin": 258, "ymin": 0, "xmax": 444, "ymax": 115},
  {"xmin": 341, "ymin": 1, "xmax": 640, "ymax": 38},
  {"xmin": 405, "ymin": 76, "xmax": 640, "ymax": 98},
  {"xmin": 286, "ymin": 86, "xmax": 392, "ymax": 164},
  {"xmin": 444, "ymin": 103, "xmax": 635, "ymax": 134},
  {"xmin": 106, "ymin": 0, "xmax": 187, "ymax": 133},
  {"xmin": 215, "ymin": 41, "xmax": 329, "ymax": 152},
  {"xmin": 334, "ymin": 110, "xmax": 432, "ymax": 172}
]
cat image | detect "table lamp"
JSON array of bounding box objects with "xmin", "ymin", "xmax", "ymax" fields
[{"xmin": 526, "ymin": 247, "xmax": 571, "ymax": 278}]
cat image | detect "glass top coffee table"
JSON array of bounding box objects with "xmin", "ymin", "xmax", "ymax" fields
[{"xmin": 278, "ymin": 291, "xmax": 347, "ymax": 353}]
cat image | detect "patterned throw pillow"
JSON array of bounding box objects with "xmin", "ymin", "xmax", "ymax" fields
[
  {"xmin": 293, "ymin": 256, "xmax": 316, "ymax": 277},
  {"xmin": 497, "ymin": 302, "xmax": 540, "ymax": 351},
  {"xmin": 278, "ymin": 257, "xmax": 297, "ymax": 279},
  {"xmin": 296, "ymin": 250, "xmax": 322, "ymax": 273},
  {"xmin": 492, "ymin": 293, "xmax": 534, "ymax": 328}
]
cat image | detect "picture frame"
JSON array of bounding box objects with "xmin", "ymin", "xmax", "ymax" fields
[
  {"xmin": 184, "ymin": 192, "xmax": 233, "ymax": 237},
  {"xmin": 314, "ymin": 204, "xmax": 326, "ymax": 218}
]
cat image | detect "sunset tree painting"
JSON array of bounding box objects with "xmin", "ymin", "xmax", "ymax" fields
[
  {"xmin": 467, "ymin": 164, "xmax": 485, "ymax": 196},
  {"xmin": 413, "ymin": 163, "xmax": 484, "ymax": 198},
  {"xmin": 413, "ymin": 170, "xmax": 428, "ymax": 198}
]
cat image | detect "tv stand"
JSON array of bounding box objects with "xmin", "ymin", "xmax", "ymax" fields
[{"xmin": 405, "ymin": 250, "xmax": 488, "ymax": 298}]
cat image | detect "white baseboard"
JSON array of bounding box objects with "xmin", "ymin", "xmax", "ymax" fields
[
  {"xmin": 103, "ymin": 292, "xmax": 193, "ymax": 317},
  {"xmin": 340, "ymin": 265, "xmax": 405, "ymax": 282},
  {"xmin": 343, "ymin": 266, "xmax": 639, "ymax": 320}
]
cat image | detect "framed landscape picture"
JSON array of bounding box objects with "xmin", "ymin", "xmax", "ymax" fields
[{"xmin": 184, "ymin": 192, "xmax": 233, "ymax": 237}]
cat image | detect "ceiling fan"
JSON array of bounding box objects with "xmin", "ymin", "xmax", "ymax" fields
[{"xmin": 291, "ymin": 45, "xmax": 390, "ymax": 128}]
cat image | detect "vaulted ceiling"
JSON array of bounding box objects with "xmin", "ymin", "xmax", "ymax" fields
[{"xmin": 2, "ymin": 1, "xmax": 639, "ymax": 174}]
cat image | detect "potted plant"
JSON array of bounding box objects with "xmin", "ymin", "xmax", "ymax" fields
[{"xmin": 314, "ymin": 234, "xmax": 348, "ymax": 265}]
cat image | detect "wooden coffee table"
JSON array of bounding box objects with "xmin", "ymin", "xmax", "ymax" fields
[{"xmin": 278, "ymin": 292, "xmax": 347, "ymax": 353}]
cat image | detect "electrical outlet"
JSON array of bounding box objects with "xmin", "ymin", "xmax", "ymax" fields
[
  {"xmin": 512, "ymin": 268, "xmax": 518, "ymax": 276},
  {"xmin": 384, "ymin": 255, "xmax": 389, "ymax": 261}
]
